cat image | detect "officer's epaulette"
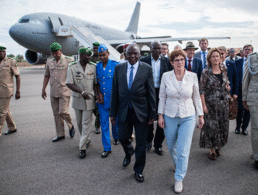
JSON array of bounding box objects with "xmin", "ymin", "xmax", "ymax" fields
[
  {"xmin": 7, "ymin": 57, "xmax": 16, "ymax": 61},
  {"xmin": 111, "ymin": 59, "xmax": 119, "ymax": 63},
  {"xmin": 89, "ymin": 61, "xmax": 96, "ymax": 66},
  {"xmin": 249, "ymin": 52, "xmax": 257, "ymax": 56},
  {"xmin": 65, "ymin": 55, "xmax": 74, "ymax": 61},
  {"xmin": 69, "ymin": 61, "xmax": 77, "ymax": 66},
  {"xmin": 47, "ymin": 56, "xmax": 54, "ymax": 60}
]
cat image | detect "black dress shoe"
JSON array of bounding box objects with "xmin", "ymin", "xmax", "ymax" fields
[
  {"xmin": 95, "ymin": 128, "xmax": 100, "ymax": 134},
  {"xmin": 101, "ymin": 151, "xmax": 111, "ymax": 158},
  {"xmin": 52, "ymin": 136, "xmax": 65, "ymax": 142},
  {"xmin": 215, "ymin": 149, "xmax": 221, "ymax": 156},
  {"xmin": 4, "ymin": 129, "xmax": 17, "ymax": 135},
  {"xmin": 114, "ymin": 139, "xmax": 119, "ymax": 145},
  {"xmin": 235, "ymin": 128, "xmax": 240, "ymax": 134},
  {"xmin": 135, "ymin": 173, "xmax": 144, "ymax": 182},
  {"xmin": 255, "ymin": 161, "xmax": 258, "ymax": 170},
  {"xmin": 242, "ymin": 129, "xmax": 248, "ymax": 135},
  {"xmin": 146, "ymin": 142, "xmax": 152, "ymax": 152},
  {"xmin": 155, "ymin": 148, "xmax": 164, "ymax": 155},
  {"xmin": 69, "ymin": 125, "xmax": 75, "ymax": 138},
  {"xmin": 79, "ymin": 150, "xmax": 86, "ymax": 159},
  {"xmin": 123, "ymin": 157, "xmax": 131, "ymax": 167}
]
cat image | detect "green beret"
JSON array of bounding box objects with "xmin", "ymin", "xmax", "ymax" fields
[
  {"xmin": 92, "ymin": 42, "xmax": 100, "ymax": 47},
  {"xmin": 0, "ymin": 46, "xmax": 6, "ymax": 51},
  {"xmin": 50, "ymin": 42, "xmax": 61, "ymax": 52},
  {"xmin": 79, "ymin": 47, "xmax": 92, "ymax": 55}
]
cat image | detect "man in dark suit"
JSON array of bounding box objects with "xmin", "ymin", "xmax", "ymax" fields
[
  {"xmin": 183, "ymin": 42, "xmax": 203, "ymax": 81},
  {"xmin": 110, "ymin": 44, "xmax": 156, "ymax": 182},
  {"xmin": 140, "ymin": 41, "xmax": 172, "ymax": 156},
  {"xmin": 194, "ymin": 38, "xmax": 209, "ymax": 69},
  {"xmin": 235, "ymin": 44, "xmax": 253, "ymax": 135}
]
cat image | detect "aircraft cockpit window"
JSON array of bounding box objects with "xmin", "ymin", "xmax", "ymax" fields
[{"xmin": 19, "ymin": 19, "xmax": 30, "ymax": 23}]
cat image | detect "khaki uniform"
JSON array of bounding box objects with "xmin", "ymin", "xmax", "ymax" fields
[
  {"xmin": 0, "ymin": 57, "xmax": 19, "ymax": 135},
  {"xmin": 66, "ymin": 61, "xmax": 97, "ymax": 150},
  {"xmin": 242, "ymin": 52, "xmax": 258, "ymax": 161},
  {"xmin": 45, "ymin": 55, "xmax": 73, "ymax": 137}
]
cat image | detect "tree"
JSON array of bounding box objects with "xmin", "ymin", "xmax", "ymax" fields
[{"xmin": 16, "ymin": 54, "xmax": 24, "ymax": 62}]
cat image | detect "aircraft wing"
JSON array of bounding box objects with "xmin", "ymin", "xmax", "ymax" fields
[{"xmin": 107, "ymin": 36, "xmax": 230, "ymax": 45}]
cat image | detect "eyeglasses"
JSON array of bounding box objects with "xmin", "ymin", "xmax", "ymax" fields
[{"xmin": 173, "ymin": 58, "xmax": 185, "ymax": 63}]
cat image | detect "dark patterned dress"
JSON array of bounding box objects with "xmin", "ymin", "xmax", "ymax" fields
[{"xmin": 199, "ymin": 66, "xmax": 229, "ymax": 149}]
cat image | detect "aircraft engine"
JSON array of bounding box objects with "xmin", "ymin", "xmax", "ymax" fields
[
  {"xmin": 25, "ymin": 50, "xmax": 47, "ymax": 65},
  {"xmin": 115, "ymin": 44, "xmax": 125, "ymax": 54}
]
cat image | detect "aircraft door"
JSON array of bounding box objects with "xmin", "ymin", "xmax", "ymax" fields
[{"xmin": 49, "ymin": 16, "xmax": 62, "ymax": 33}]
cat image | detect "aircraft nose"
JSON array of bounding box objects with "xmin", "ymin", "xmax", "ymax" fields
[{"xmin": 9, "ymin": 24, "xmax": 22, "ymax": 41}]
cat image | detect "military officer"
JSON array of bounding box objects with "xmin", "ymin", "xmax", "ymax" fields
[
  {"xmin": 96, "ymin": 44, "xmax": 119, "ymax": 158},
  {"xmin": 0, "ymin": 45, "xmax": 20, "ymax": 137},
  {"xmin": 66, "ymin": 47, "xmax": 98, "ymax": 159},
  {"xmin": 242, "ymin": 52, "xmax": 258, "ymax": 169},
  {"xmin": 42, "ymin": 42, "xmax": 75, "ymax": 142},
  {"xmin": 91, "ymin": 42, "xmax": 101, "ymax": 134}
]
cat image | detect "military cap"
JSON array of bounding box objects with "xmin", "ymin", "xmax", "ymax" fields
[
  {"xmin": 93, "ymin": 42, "xmax": 100, "ymax": 46},
  {"xmin": 0, "ymin": 46, "xmax": 6, "ymax": 51},
  {"xmin": 98, "ymin": 44, "xmax": 108, "ymax": 52},
  {"xmin": 50, "ymin": 42, "xmax": 62, "ymax": 52},
  {"xmin": 79, "ymin": 47, "xmax": 92, "ymax": 55},
  {"xmin": 183, "ymin": 42, "xmax": 198, "ymax": 50}
]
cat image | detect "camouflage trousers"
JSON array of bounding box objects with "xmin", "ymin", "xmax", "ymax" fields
[{"xmin": 93, "ymin": 106, "xmax": 100, "ymax": 129}]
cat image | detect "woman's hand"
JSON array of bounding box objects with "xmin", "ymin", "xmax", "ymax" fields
[
  {"xmin": 203, "ymin": 105, "xmax": 208, "ymax": 114},
  {"xmin": 226, "ymin": 83, "xmax": 231, "ymax": 92},
  {"xmin": 158, "ymin": 115, "xmax": 165, "ymax": 129},
  {"xmin": 198, "ymin": 116, "xmax": 204, "ymax": 129}
]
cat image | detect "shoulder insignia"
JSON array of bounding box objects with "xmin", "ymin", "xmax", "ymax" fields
[
  {"xmin": 111, "ymin": 60, "xmax": 119, "ymax": 63},
  {"xmin": 47, "ymin": 56, "xmax": 54, "ymax": 60},
  {"xmin": 90, "ymin": 61, "xmax": 96, "ymax": 66},
  {"xmin": 65, "ymin": 55, "xmax": 74, "ymax": 61},
  {"xmin": 249, "ymin": 52, "xmax": 257, "ymax": 56},
  {"xmin": 69, "ymin": 61, "xmax": 77, "ymax": 66}
]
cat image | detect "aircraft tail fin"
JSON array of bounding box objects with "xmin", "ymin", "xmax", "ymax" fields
[{"xmin": 125, "ymin": 2, "xmax": 141, "ymax": 35}]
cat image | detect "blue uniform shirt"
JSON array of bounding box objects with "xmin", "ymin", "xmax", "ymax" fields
[{"xmin": 96, "ymin": 59, "xmax": 119, "ymax": 109}]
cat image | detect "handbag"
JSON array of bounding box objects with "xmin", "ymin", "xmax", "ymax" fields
[{"xmin": 222, "ymin": 65, "xmax": 238, "ymax": 120}]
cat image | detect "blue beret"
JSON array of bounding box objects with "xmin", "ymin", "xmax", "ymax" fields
[{"xmin": 98, "ymin": 44, "xmax": 108, "ymax": 53}]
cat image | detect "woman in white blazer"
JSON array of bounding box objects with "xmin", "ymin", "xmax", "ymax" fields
[{"xmin": 158, "ymin": 49, "xmax": 204, "ymax": 194}]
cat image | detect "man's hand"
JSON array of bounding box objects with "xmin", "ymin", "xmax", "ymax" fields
[
  {"xmin": 243, "ymin": 101, "xmax": 249, "ymax": 111},
  {"xmin": 203, "ymin": 105, "xmax": 208, "ymax": 114},
  {"xmin": 81, "ymin": 91, "xmax": 91, "ymax": 100},
  {"xmin": 198, "ymin": 116, "xmax": 204, "ymax": 129},
  {"xmin": 233, "ymin": 95, "xmax": 238, "ymax": 100},
  {"xmin": 148, "ymin": 118, "xmax": 154, "ymax": 125},
  {"xmin": 15, "ymin": 91, "xmax": 20, "ymax": 100},
  {"xmin": 110, "ymin": 117, "xmax": 116, "ymax": 126},
  {"xmin": 158, "ymin": 115, "xmax": 164, "ymax": 129},
  {"xmin": 42, "ymin": 89, "xmax": 47, "ymax": 100},
  {"xmin": 97, "ymin": 93, "xmax": 104, "ymax": 104}
]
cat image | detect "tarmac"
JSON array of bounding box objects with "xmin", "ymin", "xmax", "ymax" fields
[{"xmin": 0, "ymin": 67, "xmax": 257, "ymax": 195}]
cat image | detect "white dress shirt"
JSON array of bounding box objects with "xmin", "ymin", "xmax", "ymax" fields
[
  {"xmin": 158, "ymin": 70, "xmax": 203, "ymax": 118},
  {"xmin": 151, "ymin": 55, "xmax": 161, "ymax": 88},
  {"xmin": 127, "ymin": 61, "xmax": 139, "ymax": 87}
]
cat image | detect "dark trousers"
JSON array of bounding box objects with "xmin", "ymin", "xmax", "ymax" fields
[
  {"xmin": 236, "ymin": 108, "xmax": 250, "ymax": 131},
  {"xmin": 118, "ymin": 108, "xmax": 148, "ymax": 174},
  {"xmin": 146, "ymin": 88, "xmax": 165, "ymax": 148}
]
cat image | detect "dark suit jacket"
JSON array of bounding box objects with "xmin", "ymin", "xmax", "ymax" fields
[
  {"xmin": 235, "ymin": 58, "xmax": 245, "ymax": 109},
  {"xmin": 194, "ymin": 51, "xmax": 202, "ymax": 60},
  {"xmin": 140, "ymin": 55, "xmax": 173, "ymax": 85},
  {"xmin": 184, "ymin": 57, "xmax": 203, "ymax": 81},
  {"xmin": 110, "ymin": 61, "xmax": 156, "ymax": 123},
  {"xmin": 225, "ymin": 60, "xmax": 238, "ymax": 96}
]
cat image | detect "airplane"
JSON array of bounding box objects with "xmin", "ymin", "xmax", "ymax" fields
[{"xmin": 9, "ymin": 2, "xmax": 230, "ymax": 65}]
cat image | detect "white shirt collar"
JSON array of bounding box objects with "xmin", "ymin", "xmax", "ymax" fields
[{"xmin": 128, "ymin": 61, "xmax": 139, "ymax": 67}]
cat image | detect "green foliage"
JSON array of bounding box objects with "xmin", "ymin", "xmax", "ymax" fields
[
  {"xmin": 16, "ymin": 54, "xmax": 24, "ymax": 62},
  {"xmin": 7, "ymin": 54, "xmax": 15, "ymax": 58}
]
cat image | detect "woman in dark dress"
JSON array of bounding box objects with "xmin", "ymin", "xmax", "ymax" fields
[{"xmin": 199, "ymin": 48, "xmax": 231, "ymax": 160}]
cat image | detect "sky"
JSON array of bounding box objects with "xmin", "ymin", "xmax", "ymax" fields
[{"xmin": 1, "ymin": 0, "xmax": 258, "ymax": 56}]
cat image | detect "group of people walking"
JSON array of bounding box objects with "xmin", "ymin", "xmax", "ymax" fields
[{"xmin": 0, "ymin": 38, "xmax": 257, "ymax": 194}]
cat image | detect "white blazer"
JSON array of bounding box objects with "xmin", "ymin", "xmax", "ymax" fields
[{"xmin": 158, "ymin": 70, "xmax": 203, "ymax": 118}]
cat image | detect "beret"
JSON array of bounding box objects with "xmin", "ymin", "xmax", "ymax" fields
[
  {"xmin": 50, "ymin": 42, "xmax": 61, "ymax": 52},
  {"xmin": 93, "ymin": 42, "xmax": 100, "ymax": 46},
  {"xmin": 79, "ymin": 47, "xmax": 92, "ymax": 55},
  {"xmin": 0, "ymin": 46, "xmax": 6, "ymax": 51},
  {"xmin": 98, "ymin": 44, "xmax": 108, "ymax": 52}
]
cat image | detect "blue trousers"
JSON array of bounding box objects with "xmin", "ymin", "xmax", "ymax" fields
[
  {"xmin": 164, "ymin": 114, "xmax": 196, "ymax": 181},
  {"xmin": 98, "ymin": 104, "xmax": 118, "ymax": 151}
]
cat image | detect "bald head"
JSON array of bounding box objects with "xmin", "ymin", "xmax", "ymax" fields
[
  {"xmin": 126, "ymin": 43, "xmax": 140, "ymax": 65},
  {"xmin": 151, "ymin": 41, "xmax": 161, "ymax": 59}
]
